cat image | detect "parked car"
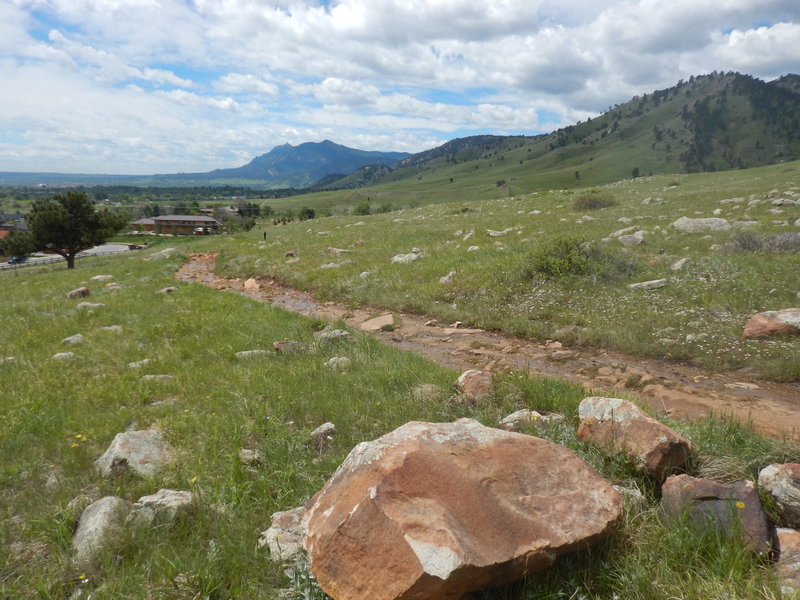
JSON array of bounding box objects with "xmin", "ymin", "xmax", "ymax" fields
[
  {"xmin": 7, "ymin": 255, "xmax": 27, "ymax": 264},
  {"xmin": 128, "ymin": 244, "xmax": 144, "ymax": 250}
]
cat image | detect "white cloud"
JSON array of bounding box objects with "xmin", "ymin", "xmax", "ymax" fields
[{"xmin": 0, "ymin": 0, "xmax": 798, "ymax": 173}]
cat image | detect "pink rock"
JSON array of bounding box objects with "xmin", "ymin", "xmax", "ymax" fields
[
  {"xmin": 303, "ymin": 419, "xmax": 623, "ymax": 600},
  {"xmin": 455, "ymin": 369, "xmax": 493, "ymax": 403},
  {"xmin": 743, "ymin": 308, "xmax": 800, "ymax": 338},
  {"xmin": 577, "ymin": 396, "xmax": 693, "ymax": 481}
]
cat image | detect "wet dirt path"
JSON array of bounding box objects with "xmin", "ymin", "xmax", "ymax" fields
[{"xmin": 177, "ymin": 253, "xmax": 800, "ymax": 441}]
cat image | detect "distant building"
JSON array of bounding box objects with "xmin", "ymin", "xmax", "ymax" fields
[
  {"xmin": 152, "ymin": 215, "xmax": 222, "ymax": 235},
  {"xmin": 130, "ymin": 217, "xmax": 156, "ymax": 232},
  {"xmin": 0, "ymin": 213, "xmax": 28, "ymax": 240}
]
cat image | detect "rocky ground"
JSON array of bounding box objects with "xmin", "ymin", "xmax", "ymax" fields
[{"xmin": 177, "ymin": 253, "xmax": 800, "ymax": 441}]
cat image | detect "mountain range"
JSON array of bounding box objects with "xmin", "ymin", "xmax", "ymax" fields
[{"xmin": 1, "ymin": 72, "xmax": 798, "ymax": 192}]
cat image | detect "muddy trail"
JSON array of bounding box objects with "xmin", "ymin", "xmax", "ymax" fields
[{"xmin": 177, "ymin": 253, "xmax": 800, "ymax": 441}]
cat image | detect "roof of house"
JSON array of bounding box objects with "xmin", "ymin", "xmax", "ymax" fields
[
  {"xmin": 131, "ymin": 218, "xmax": 156, "ymax": 225},
  {"xmin": 153, "ymin": 215, "xmax": 222, "ymax": 224}
]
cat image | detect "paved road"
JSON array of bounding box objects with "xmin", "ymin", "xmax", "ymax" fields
[{"xmin": 1, "ymin": 243, "xmax": 136, "ymax": 270}]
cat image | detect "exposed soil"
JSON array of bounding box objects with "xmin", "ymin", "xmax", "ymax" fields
[{"xmin": 177, "ymin": 253, "xmax": 800, "ymax": 441}]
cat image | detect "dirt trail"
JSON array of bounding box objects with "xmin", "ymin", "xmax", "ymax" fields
[{"xmin": 177, "ymin": 253, "xmax": 800, "ymax": 441}]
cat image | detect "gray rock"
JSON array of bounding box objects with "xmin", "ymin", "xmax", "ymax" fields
[
  {"xmin": 310, "ymin": 422, "xmax": 336, "ymax": 452},
  {"xmin": 89, "ymin": 275, "xmax": 113, "ymax": 282},
  {"xmin": 72, "ymin": 497, "xmax": 132, "ymax": 567},
  {"xmin": 319, "ymin": 262, "xmax": 341, "ymax": 269},
  {"xmin": 671, "ymin": 217, "xmax": 731, "ymax": 233},
  {"xmin": 140, "ymin": 374, "xmax": 174, "ymax": 382},
  {"xmin": 670, "ymin": 258, "xmax": 689, "ymax": 271},
  {"xmin": 258, "ymin": 506, "xmax": 307, "ymax": 562},
  {"xmin": 126, "ymin": 489, "xmax": 193, "ymax": 528},
  {"xmin": 618, "ymin": 232, "xmax": 646, "ymax": 246},
  {"xmin": 62, "ymin": 334, "xmax": 84, "ymax": 346},
  {"xmin": 758, "ymin": 464, "xmax": 800, "ymax": 527},
  {"xmin": 235, "ymin": 349, "xmax": 269, "ymax": 359},
  {"xmin": 628, "ymin": 278, "xmax": 668, "ymax": 290},
  {"xmin": 239, "ymin": 448, "xmax": 263, "ymax": 466},
  {"xmin": 498, "ymin": 409, "xmax": 565, "ymax": 433},
  {"xmin": 391, "ymin": 251, "xmax": 421, "ymax": 264},
  {"xmin": 439, "ymin": 270, "xmax": 456, "ymax": 284},
  {"xmin": 156, "ymin": 286, "xmax": 178, "ymax": 294},
  {"xmin": 95, "ymin": 429, "xmax": 171, "ymax": 478},
  {"xmin": 128, "ymin": 359, "xmax": 151, "ymax": 369},
  {"xmin": 67, "ymin": 287, "xmax": 90, "ymax": 299},
  {"xmin": 325, "ymin": 356, "xmax": 352, "ymax": 370},
  {"xmin": 102, "ymin": 325, "xmax": 122, "ymax": 333},
  {"xmin": 76, "ymin": 302, "xmax": 105, "ymax": 310},
  {"xmin": 51, "ymin": 352, "xmax": 75, "ymax": 361},
  {"xmin": 317, "ymin": 329, "xmax": 351, "ymax": 344}
]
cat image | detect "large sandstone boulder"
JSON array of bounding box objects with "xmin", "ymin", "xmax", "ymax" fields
[
  {"xmin": 577, "ymin": 397, "xmax": 692, "ymax": 481},
  {"xmin": 758, "ymin": 463, "xmax": 800, "ymax": 527},
  {"xmin": 661, "ymin": 475, "xmax": 771, "ymax": 552},
  {"xmin": 72, "ymin": 496, "xmax": 132, "ymax": 567},
  {"xmin": 303, "ymin": 419, "xmax": 623, "ymax": 600},
  {"xmin": 742, "ymin": 308, "xmax": 800, "ymax": 338},
  {"xmin": 95, "ymin": 429, "xmax": 172, "ymax": 478},
  {"xmin": 670, "ymin": 216, "xmax": 731, "ymax": 233}
]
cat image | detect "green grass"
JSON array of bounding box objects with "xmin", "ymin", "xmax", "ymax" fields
[{"xmin": 0, "ymin": 168, "xmax": 800, "ymax": 600}]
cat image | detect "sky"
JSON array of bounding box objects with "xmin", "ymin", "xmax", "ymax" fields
[{"xmin": 1, "ymin": 0, "xmax": 799, "ymax": 175}]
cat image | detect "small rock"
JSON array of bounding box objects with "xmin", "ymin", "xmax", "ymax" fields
[
  {"xmin": 391, "ymin": 251, "xmax": 420, "ymax": 264},
  {"xmin": 258, "ymin": 506, "xmax": 307, "ymax": 562},
  {"xmin": 775, "ymin": 528, "xmax": 800, "ymax": 595},
  {"xmin": 467, "ymin": 245, "xmax": 480, "ymax": 252},
  {"xmin": 239, "ymin": 448, "xmax": 263, "ymax": 466},
  {"xmin": 128, "ymin": 358, "xmax": 151, "ymax": 369},
  {"xmin": 140, "ymin": 374, "xmax": 174, "ymax": 381},
  {"xmin": 284, "ymin": 250, "xmax": 298, "ymax": 257},
  {"xmin": 723, "ymin": 381, "xmax": 759, "ymax": 390},
  {"xmin": 102, "ymin": 325, "xmax": 122, "ymax": 333},
  {"xmin": 743, "ymin": 308, "xmax": 800, "ymax": 338},
  {"xmin": 455, "ymin": 369, "xmax": 493, "ymax": 403},
  {"xmin": 439, "ymin": 270, "xmax": 456, "ymax": 284},
  {"xmin": 51, "ymin": 352, "xmax": 75, "ymax": 361},
  {"xmin": 661, "ymin": 475, "xmax": 770, "ymax": 552},
  {"xmin": 628, "ymin": 279, "xmax": 668, "ymax": 290},
  {"xmin": 157, "ymin": 286, "xmax": 178, "ymax": 294},
  {"xmin": 72, "ymin": 496, "xmax": 132, "ymax": 567},
  {"xmin": 310, "ymin": 422, "xmax": 336, "ymax": 452},
  {"xmin": 62, "ymin": 334, "xmax": 84, "ymax": 346},
  {"xmin": 273, "ymin": 340, "xmax": 306, "ymax": 354},
  {"xmin": 327, "ymin": 247, "xmax": 350, "ymax": 254},
  {"xmin": 317, "ymin": 329, "xmax": 351, "ymax": 344},
  {"xmin": 76, "ymin": 302, "xmax": 104, "ymax": 310},
  {"xmin": 95, "ymin": 429, "xmax": 172, "ymax": 478},
  {"xmin": 244, "ymin": 278, "xmax": 260, "ymax": 291},
  {"xmin": 359, "ymin": 313, "xmax": 394, "ymax": 332},
  {"xmin": 67, "ymin": 287, "xmax": 90, "ymax": 299},
  {"xmin": 235, "ymin": 349, "xmax": 269, "ymax": 359},
  {"xmin": 320, "ymin": 262, "xmax": 340, "ymax": 269},
  {"xmin": 758, "ymin": 464, "xmax": 800, "ymax": 527},
  {"xmin": 325, "ymin": 356, "xmax": 352, "ymax": 370},
  {"xmin": 89, "ymin": 275, "xmax": 113, "ymax": 282},
  {"xmin": 498, "ymin": 409, "xmax": 565, "ymax": 433},
  {"xmin": 127, "ymin": 489, "xmax": 193, "ymax": 528},
  {"xmin": 670, "ymin": 258, "xmax": 689, "ymax": 271},
  {"xmin": 671, "ymin": 217, "xmax": 731, "ymax": 233}
]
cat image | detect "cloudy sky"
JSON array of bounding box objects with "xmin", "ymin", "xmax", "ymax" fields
[{"xmin": 1, "ymin": 0, "xmax": 798, "ymax": 174}]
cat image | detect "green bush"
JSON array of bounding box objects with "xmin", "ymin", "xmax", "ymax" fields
[
  {"xmin": 572, "ymin": 192, "xmax": 617, "ymax": 211},
  {"xmin": 527, "ymin": 235, "xmax": 636, "ymax": 280},
  {"xmin": 353, "ymin": 201, "xmax": 371, "ymax": 216}
]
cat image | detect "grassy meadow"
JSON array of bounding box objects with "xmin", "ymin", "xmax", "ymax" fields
[
  {"xmin": 218, "ymin": 160, "xmax": 800, "ymax": 380},
  {"xmin": 2, "ymin": 160, "xmax": 800, "ymax": 599}
]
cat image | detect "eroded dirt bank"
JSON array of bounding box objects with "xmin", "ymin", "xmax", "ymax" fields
[{"xmin": 177, "ymin": 253, "xmax": 800, "ymax": 441}]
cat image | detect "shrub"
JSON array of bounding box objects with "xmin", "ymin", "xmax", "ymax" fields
[
  {"xmin": 527, "ymin": 235, "xmax": 637, "ymax": 281},
  {"xmin": 353, "ymin": 201, "xmax": 371, "ymax": 216},
  {"xmin": 572, "ymin": 192, "xmax": 617, "ymax": 211},
  {"xmin": 726, "ymin": 231, "xmax": 800, "ymax": 253},
  {"xmin": 298, "ymin": 207, "xmax": 316, "ymax": 221}
]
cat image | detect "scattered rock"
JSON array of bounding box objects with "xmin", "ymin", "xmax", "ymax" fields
[
  {"xmin": 67, "ymin": 287, "xmax": 90, "ymax": 299},
  {"xmin": 76, "ymin": 302, "xmax": 105, "ymax": 310},
  {"xmin": 661, "ymin": 475, "xmax": 771, "ymax": 552},
  {"xmin": 467, "ymin": 245, "xmax": 480, "ymax": 252},
  {"xmin": 391, "ymin": 251, "xmax": 421, "ymax": 264},
  {"xmin": 95, "ymin": 429, "xmax": 172, "ymax": 478},
  {"xmin": 439, "ymin": 270, "xmax": 456, "ymax": 284},
  {"xmin": 455, "ymin": 369, "xmax": 493, "ymax": 403},
  {"xmin": 102, "ymin": 325, "xmax": 122, "ymax": 333},
  {"xmin": 319, "ymin": 262, "xmax": 341, "ymax": 269},
  {"xmin": 412, "ymin": 383, "xmax": 445, "ymax": 401},
  {"xmin": 157, "ymin": 286, "xmax": 179, "ymax": 294},
  {"xmin": 325, "ymin": 356, "xmax": 351, "ymax": 370},
  {"xmin": 577, "ymin": 396, "xmax": 693, "ymax": 481},
  {"xmin": 628, "ymin": 278, "xmax": 668, "ymax": 291},
  {"xmin": 89, "ymin": 275, "xmax": 113, "ymax": 282},
  {"xmin": 62, "ymin": 334, "xmax": 85, "ymax": 346},
  {"xmin": 327, "ymin": 247, "xmax": 350, "ymax": 254},
  {"xmin": 743, "ymin": 308, "xmax": 800, "ymax": 338},
  {"xmin": 72, "ymin": 496, "xmax": 132, "ymax": 567},
  {"xmin": 497, "ymin": 409, "xmax": 565, "ymax": 433},
  {"xmin": 244, "ymin": 278, "xmax": 260, "ymax": 292},
  {"xmin": 128, "ymin": 358, "xmax": 151, "ymax": 369},
  {"xmin": 239, "ymin": 448, "xmax": 263, "ymax": 466},
  {"xmin": 775, "ymin": 528, "xmax": 800, "ymax": 596},
  {"xmin": 235, "ymin": 349, "xmax": 269, "ymax": 359},
  {"xmin": 359, "ymin": 313, "xmax": 395, "ymax": 332},
  {"xmin": 758, "ymin": 463, "xmax": 800, "ymax": 527},
  {"xmin": 317, "ymin": 329, "xmax": 351, "ymax": 344},
  {"xmin": 303, "ymin": 419, "xmax": 623, "ymax": 600},
  {"xmin": 618, "ymin": 232, "xmax": 646, "ymax": 246},
  {"xmin": 140, "ymin": 374, "xmax": 174, "ymax": 382},
  {"xmin": 310, "ymin": 422, "xmax": 336, "ymax": 452},
  {"xmin": 285, "ymin": 250, "xmax": 298, "ymax": 257},
  {"xmin": 670, "ymin": 217, "xmax": 731, "ymax": 233},
  {"xmin": 273, "ymin": 340, "xmax": 306, "ymax": 354},
  {"xmin": 259, "ymin": 506, "xmax": 307, "ymax": 562},
  {"xmin": 670, "ymin": 258, "xmax": 689, "ymax": 271},
  {"xmin": 51, "ymin": 352, "xmax": 75, "ymax": 361},
  {"xmin": 723, "ymin": 381, "xmax": 759, "ymax": 390},
  {"xmin": 126, "ymin": 489, "xmax": 193, "ymax": 528}
]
